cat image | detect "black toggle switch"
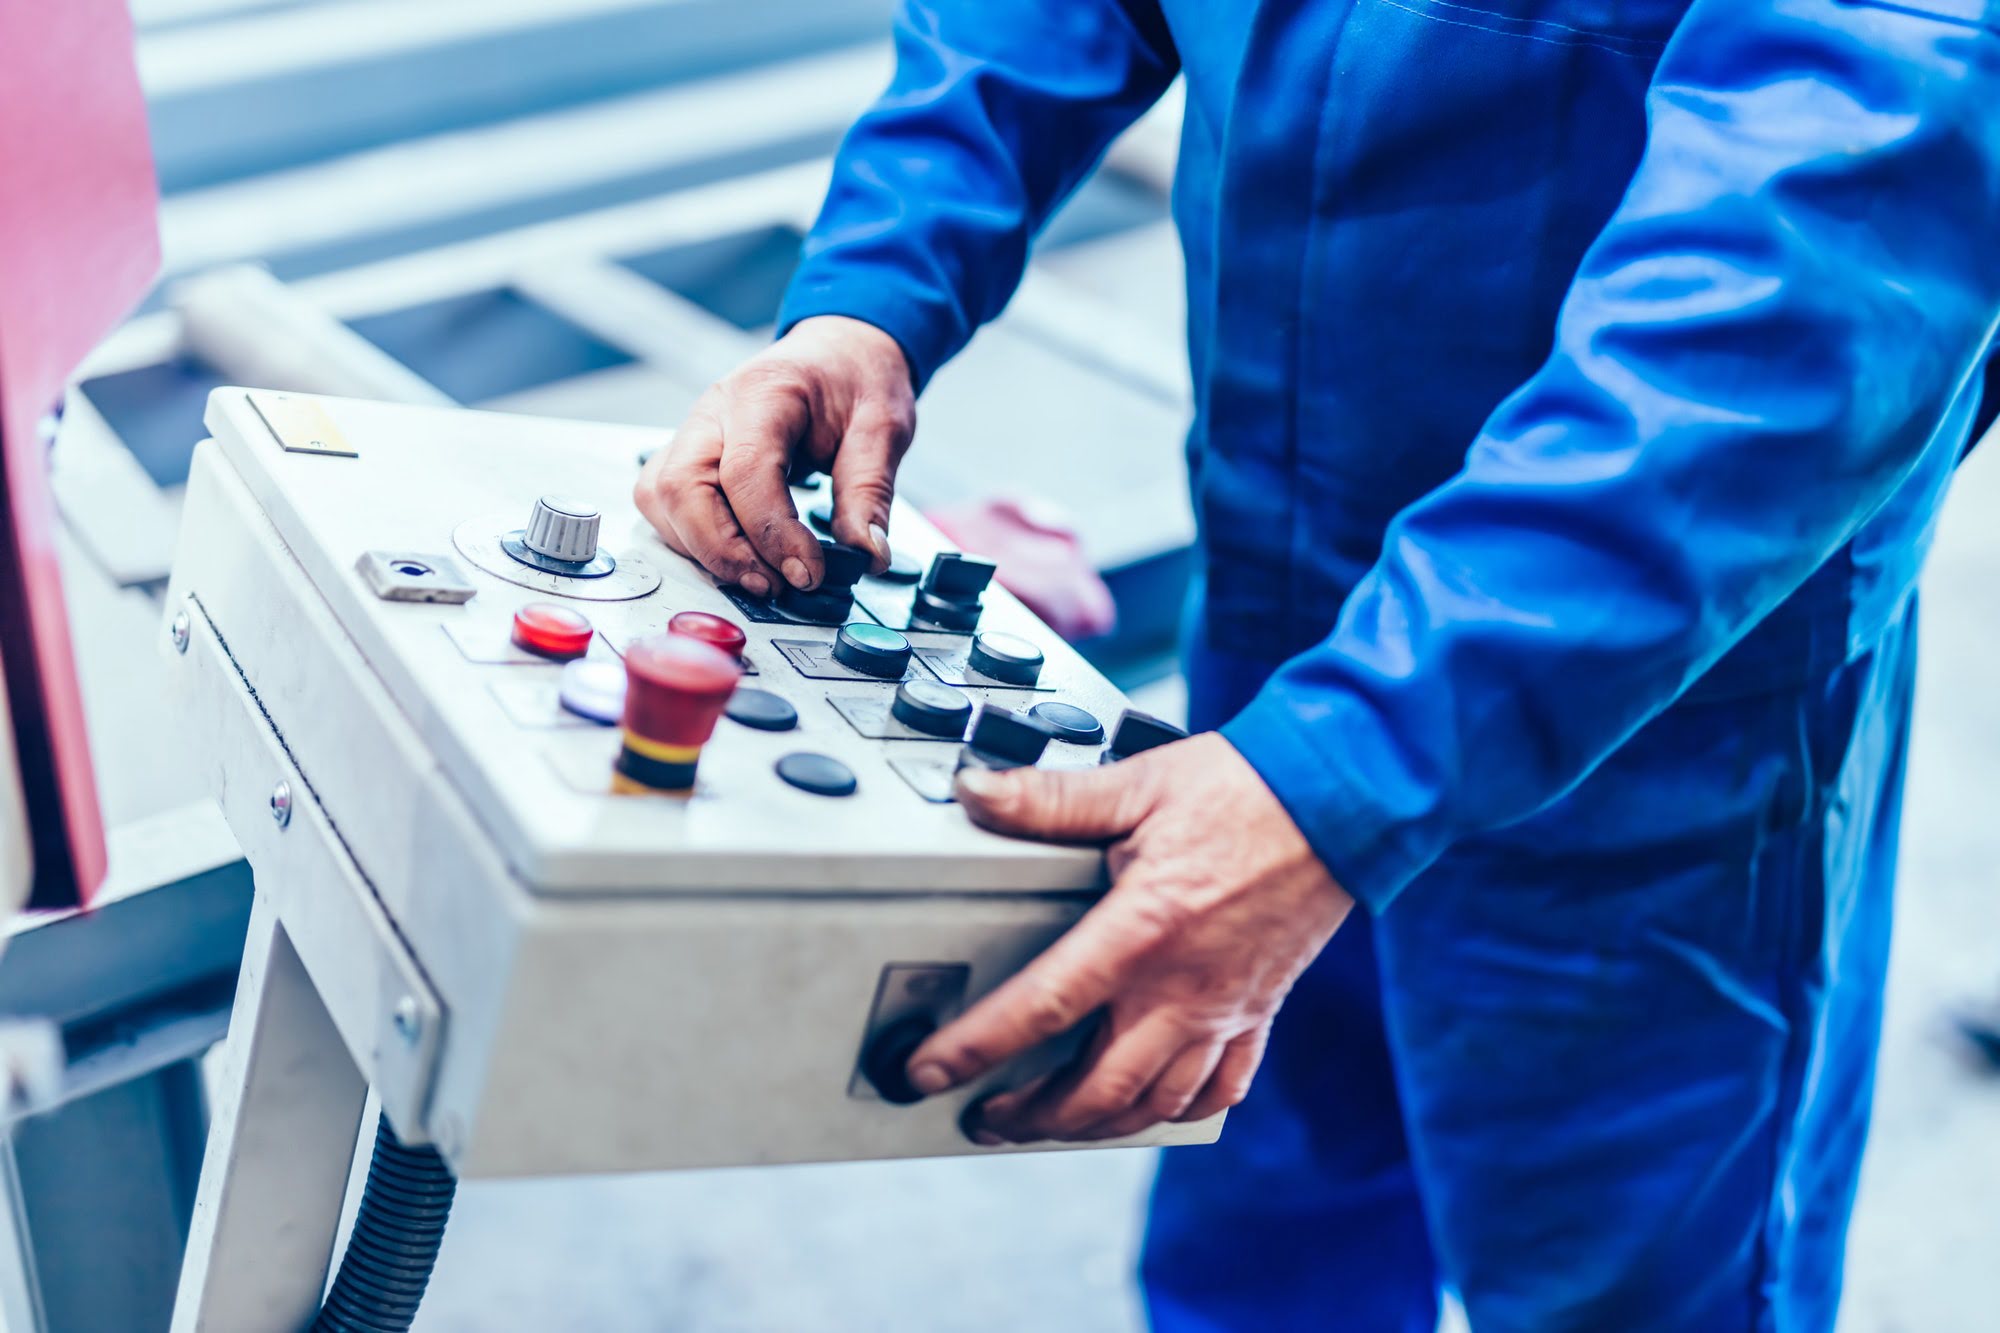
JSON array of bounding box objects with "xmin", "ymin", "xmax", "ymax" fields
[
  {"xmin": 967, "ymin": 631, "xmax": 1043, "ymax": 686},
  {"xmin": 957, "ymin": 703, "xmax": 1057, "ymax": 773},
  {"xmin": 912, "ymin": 553, "xmax": 996, "ymax": 630},
  {"xmin": 861, "ymin": 1014, "xmax": 938, "ymax": 1105},
  {"xmin": 893, "ymin": 679, "xmax": 973, "ymax": 738},
  {"xmin": 818, "ymin": 538, "xmax": 872, "ymax": 589},
  {"xmin": 1101, "ymin": 709, "xmax": 1188, "ymax": 764},
  {"xmin": 778, "ymin": 585, "xmax": 854, "ymax": 624},
  {"xmin": 833, "ymin": 623, "xmax": 912, "ymax": 679}
]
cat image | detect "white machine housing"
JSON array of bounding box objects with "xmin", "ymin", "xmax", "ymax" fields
[{"xmin": 162, "ymin": 389, "xmax": 1219, "ymax": 1178}]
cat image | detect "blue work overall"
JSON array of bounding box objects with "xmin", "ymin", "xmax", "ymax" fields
[{"xmin": 777, "ymin": 2, "xmax": 2000, "ymax": 1326}]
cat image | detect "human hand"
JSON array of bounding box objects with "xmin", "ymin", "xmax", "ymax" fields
[
  {"xmin": 635, "ymin": 315, "xmax": 914, "ymax": 594},
  {"xmin": 907, "ymin": 734, "xmax": 1354, "ymax": 1143}
]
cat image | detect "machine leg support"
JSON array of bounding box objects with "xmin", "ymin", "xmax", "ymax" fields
[{"xmin": 173, "ymin": 891, "xmax": 367, "ymax": 1333}]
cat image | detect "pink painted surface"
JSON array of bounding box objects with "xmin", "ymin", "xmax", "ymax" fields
[
  {"xmin": 925, "ymin": 497, "xmax": 1118, "ymax": 642},
  {"xmin": 0, "ymin": 1, "xmax": 160, "ymax": 908}
]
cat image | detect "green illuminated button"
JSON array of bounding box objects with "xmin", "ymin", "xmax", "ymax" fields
[{"xmin": 832, "ymin": 623, "xmax": 912, "ymax": 679}]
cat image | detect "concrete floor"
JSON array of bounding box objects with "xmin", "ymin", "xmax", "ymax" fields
[{"xmin": 56, "ymin": 442, "xmax": 2000, "ymax": 1331}]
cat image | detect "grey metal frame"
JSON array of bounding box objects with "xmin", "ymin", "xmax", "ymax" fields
[{"xmin": 0, "ymin": 818, "xmax": 251, "ymax": 1333}]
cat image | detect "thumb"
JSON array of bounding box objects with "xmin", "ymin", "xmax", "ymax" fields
[
  {"xmin": 955, "ymin": 762, "xmax": 1157, "ymax": 843},
  {"xmin": 829, "ymin": 399, "xmax": 911, "ymax": 571}
]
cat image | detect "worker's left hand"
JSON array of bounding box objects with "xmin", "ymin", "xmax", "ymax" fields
[{"xmin": 905, "ymin": 733, "xmax": 1354, "ymax": 1143}]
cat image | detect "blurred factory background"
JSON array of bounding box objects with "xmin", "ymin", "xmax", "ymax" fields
[{"xmin": 8, "ymin": 0, "xmax": 1998, "ymax": 1328}]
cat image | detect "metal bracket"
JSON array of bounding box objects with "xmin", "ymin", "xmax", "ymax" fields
[{"xmin": 166, "ymin": 594, "xmax": 444, "ymax": 1141}]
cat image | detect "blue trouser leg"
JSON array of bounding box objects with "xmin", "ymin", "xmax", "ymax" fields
[
  {"xmin": 1142, "ymin": 628, "xmax": 1439, "ymax": 1333},
  {"xmin": 1376, "ymin": 607, "xmax": 1915, "ymax": 1332}
]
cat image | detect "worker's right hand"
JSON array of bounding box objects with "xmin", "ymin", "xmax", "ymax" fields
[{"xmin": 636, "ymin": 315, "xmax": 915, "ymax": 596}]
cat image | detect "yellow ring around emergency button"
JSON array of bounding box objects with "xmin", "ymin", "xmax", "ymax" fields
[{"xmin": 618, "ymin": 731, "xmax": 702, "ymax": 765}]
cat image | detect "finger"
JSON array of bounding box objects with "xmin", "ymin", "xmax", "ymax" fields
[
  {"xmin": 904, "ymin": 886, "xmax": 1180, "ymax": 1096},
  {"xmin": 978, "ymin": 1011, "xmax": 1190, "ymax": 1144},
  {"xmin": 715, "ymin": 374, "xmax": 824, "ymax": 589},
  {"xmin": 961, "ymin": 1018, "xmax": 1109, "ymax": 1142},
  {"xmin": 828, "ymin": 397, "xmax": 912, "ymax": 571},
  {"xmin": 635, "ymin": 410, "xmax": 778, "ymax": 597},
  {"xmin": 1078, "ymin": 1038, "xmax": 1227, "ymax": 1142},
  {"xmin": 953, "ymin": 761, "xmax": 1160, "ymax": 844},
  {"xmin": 1176, "ymin": 1029, "xmax": 1268, "ymax": 1124}
]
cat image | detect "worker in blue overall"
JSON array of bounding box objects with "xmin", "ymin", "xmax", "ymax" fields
[{"xmin": 636, "ymin": 2, "xmax": 2000, "ymax": 1327}]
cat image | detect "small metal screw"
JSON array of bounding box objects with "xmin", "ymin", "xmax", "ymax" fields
[
  {"xmin": 269, "ymin": 781, "xmax": 292, "ymax": 829},
  {"xmin": 393, "ymin": 996, "xmax": 422, "ymax": 1045},
  {"xmin": 170, "ymin": 611, "xmax": 190, "ymax": 654}
]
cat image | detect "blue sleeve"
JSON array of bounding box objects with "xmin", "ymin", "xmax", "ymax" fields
[
  {"xmin": 776, "ymin": 0, "xmax": 1179, "ymax": 390},
  {"xmin": 1223, "ymin": 0, "xmax": 2000, "ymax": 912}
]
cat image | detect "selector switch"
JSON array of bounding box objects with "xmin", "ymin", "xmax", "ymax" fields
[
  {"xmin": 957, "ymin": 702, "xmax": 1057, "ymax": 773},
  {"xmin": 833, "ymin": 624, "xmax": 912, "ymax": 679},
  {"xmin": 892, "ymin": 680, "xmax": 973, "ymax": 738},
  {"xmin": 1101, "ymin": 709, "xmax": 1189, "ymax": 764},
  {"xmin": 615, "ymin": 633, "xmax": 744, "ymax": 791},
  {"xmin": 776, "ymin": 537, "xmax": 872, "ymax": 625},
  {"xmin": 967, "ymin": 631, "xmax": 1043, "ymax": 686},
  {"xmin": 912, "ymin": 553, "xmax": 996, "ymax": 630},
  {"xmin": 524, "ymin": 495, "xmax": 601, "ymax": 564},
  {"xmin": 818, "ymin": 539, "xmax": 873, "ymax": 589},
  {"xmin": 504, "ymin": 494, "xmax": 616, "ymax": 578}
]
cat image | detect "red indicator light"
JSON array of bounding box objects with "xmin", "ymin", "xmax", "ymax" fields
[
  {"xmin": 667, "ymin": 610, "xmax": 747, "ymax": 660},
  {"xmin": 511, "ymin": 602, "xmax": 594, "ymax": 659}
]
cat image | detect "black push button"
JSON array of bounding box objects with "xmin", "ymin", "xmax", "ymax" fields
[
  {"xmin": 775, "ymin": 751, "xmax": 858, "ymax": 797},
  {"xmin": 1029, "ymin": 701, "xmax": 1104, "ymax": 745},
  {"xmin": 777, "ymin": 585, "xmax": 854, "ymax": 625},
  {"xmin": 833, "ymin": 623, "xmax": 912, "ymax": 679},
  {"xmin": 968, "ymin": 631, "xmax": 1043, "ymax": 686},
  {"xmin": 861, "ymin": 1014, "xmax": 936, "ymax": 1105},
  {"xmin": 912, "ymin": 553, "xmax": 996, "ymax": 629},
  {"xmin": 892, "ymin": 679, "xmax": 973, "ymax": 738},
  {"xmin": 1102, "ymin": 709, "xmax": 1188, "ymax": 763},
  {"xmin": 957, "ymin": 703, "xmax": 1056, "ymax": 772},
  {"xmin": 725, "ymin": 688, "xmax": 798, "ymax": 732},
  {"xmin": 808, "ymin": 499, "xmax": 836, "ymax": 534},
  {"xmin": 876, "ymin": 549, "xmax": 922, "ymax": 585},
  {"xmin": 818, "ymin": 538, "xmax": 872, "ymax": 589}
]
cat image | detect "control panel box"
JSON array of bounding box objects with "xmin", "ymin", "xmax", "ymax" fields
[{"xmin": 162, "ymin": 389, "xmax": 1217, "ymax": 1175}]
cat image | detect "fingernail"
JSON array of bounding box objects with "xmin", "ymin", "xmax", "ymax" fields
[
  {"xmin": 781, "ymin": 557, "xmax": 811, "ymax": 589},
  {"xmin": 908, "ymin": 1062, "xmax": 952, "ymax": 1096},
  {"xmin": 955, "ymin": 769, "xmax": 1001, "ymax": 801},
  {"xmin": 739, "ymin": 572, "xmax": 770, "ymax": 598},
  {"xmin": 868, "ymin": 523, "xmax": 890, "ymax": 567}
]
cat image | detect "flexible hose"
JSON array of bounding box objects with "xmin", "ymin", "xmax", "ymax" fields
[{"xmin": 313, "ymin": 1114, "xmax": 457, "ymax": 1333}]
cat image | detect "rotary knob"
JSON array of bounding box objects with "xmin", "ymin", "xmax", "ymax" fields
[{"xmin": 523, "ymin": 494, "xmax": 601, "ymax": 565}]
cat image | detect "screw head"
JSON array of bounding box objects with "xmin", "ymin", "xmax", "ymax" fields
[
  {"xmin": 269, "ymin": 781, "xmax": 292, "ymax": 829},
  {"xmin": 170, "ymin": 611, "xmax": 190, "ymax": 654},
  {"xmin": 393, "ymin": 996, "xmax": 421, "ymax": 1044}
]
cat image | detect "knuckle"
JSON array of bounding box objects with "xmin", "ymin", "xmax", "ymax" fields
[
  {"xmin": 1021, "ymin": 976, "xmax": 1082, "ymax": 1039},
  {"xmin": 1118, "ymin": 887, "xmax": 1193, "ymax": 950},
  {"xmin": 728, "ymin": 359, "xmax": 802, "ymax": 397},
  {"xmin": 1080, "ymin": 1068, "xmax": 1149, "ymax": 1117},
  {"xmin": 716, "ymin": 444, "xmax": 773, "ymax": 489}
]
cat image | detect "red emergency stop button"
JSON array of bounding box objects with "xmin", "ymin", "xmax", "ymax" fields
[
  {"xmin": 511, "ymin": 602, "xmax": 593, "ymax": 659},
  {"xmin": 668, "ymin": 610, "xmax": 748, "ymax": 660},
  {"xmin": 615, "ymin": 632, "xmax": 744, "ymax": 790}
]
